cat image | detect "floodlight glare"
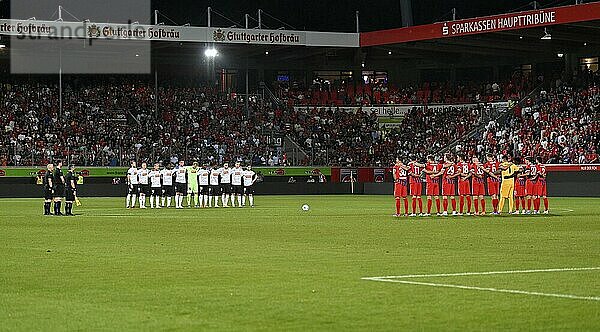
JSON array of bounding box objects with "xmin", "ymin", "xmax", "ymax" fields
[{"xmin": 204, "ymin": 48, "xmax": 218, "ymax": 58}]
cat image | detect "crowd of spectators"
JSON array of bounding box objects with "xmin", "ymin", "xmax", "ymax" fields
[
  {"xmin": 452, "ymin": 82, "xmax": 599, "ymax": 164},
  {"xmin": 283, "ymin": 103, "xmax": 494, "ymax": 166},
  {"xmin": 1, "ymin": 72, "xmax": 597, "ymax": 167},
  {"xmin": 276, "ymin": 73, "xmax": 532, "ymax": 107},
  {"xmin": 0, "ymin": 78, "xmax": 284, "ymax": 167}
]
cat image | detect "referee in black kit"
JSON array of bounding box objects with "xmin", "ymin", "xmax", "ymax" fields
[
  {"xmin": 64, "ymin": 165, "xmax": 78, "ymax": 216},
  {"xmin": 43, "ymin": 163, "xmax": 55, "ymax": 215},
  {"xmin": 52, "ymin": 160, "xmax": 66, "ymax": 216}
]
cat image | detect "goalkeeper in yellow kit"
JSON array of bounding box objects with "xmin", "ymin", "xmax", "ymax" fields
[{"xmin": 498, "ymin": 155, "xmax": 521, "ymax": 214}]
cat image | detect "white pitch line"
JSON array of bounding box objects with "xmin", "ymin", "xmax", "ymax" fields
[
  {"xmin": 556, "ymin": 208, "xmax": 575, "ymax": 212},
  {"xmin": 364, "ymin": 278, "xmax": 600, "ymax": 302},
  {"xmin": 366, "ymin": 267, "xmax": 600, "ymax": 279},
  {"xmin": 362, "ymin": 267, "xmax": 600, "ymax": 302}
]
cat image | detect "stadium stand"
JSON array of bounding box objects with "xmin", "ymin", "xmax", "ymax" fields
[
  {"xmin": 1, "ymin": 72, "xmax": 598, "ymax": 167},
  {"xmin": 451, "ymin": 77, "xmax": 599, "ymax": 164},
  {"xmin": 275, "ymin": 74, "xmax": 532, "ymax": 106},
  {"xmin": 0, "ymin": 78, "xmax": 283, "ymax": 167}
]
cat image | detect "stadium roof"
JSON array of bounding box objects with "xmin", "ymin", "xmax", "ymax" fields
[
  {"xmin": 147, "ymin": 2, "xmax": 600, "ymax": 68},
  {"xmin": 1, "ymin": 1, "xmax": 599, "ymax": 70}
]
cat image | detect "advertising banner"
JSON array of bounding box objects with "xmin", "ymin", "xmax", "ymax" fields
[
  {"xmin": 340, "ymin": 168, "xmax": 357, "ymax": 182},
  {"xmin": 361, "ymin": 2, "xmax": 600, "ymax": 46},
  {"xmin": 255, "ymin": 167, "xmax": 330, "ymax": 177},
  {"xmin": 293, "ymin": 101, "xmax": 507, "ymax": 118},
  {"xmin": 373, "ymin": 168, "xmax": 386, "ymax": 183},
  {"xmin": 0, "ymin": 19, "xmax": 359, "ymax": 47}
]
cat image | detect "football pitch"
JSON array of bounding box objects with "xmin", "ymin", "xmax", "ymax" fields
[{"xmin": 1, "ymin": 195, "xmax": 599, "ymax": 331}]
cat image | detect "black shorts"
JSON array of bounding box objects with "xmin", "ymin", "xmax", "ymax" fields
[
  {"xmin": 232, "ymin": 185, "xmax": 243, "ymax": 195},
  {"xmin": 44, "ymin": 187, "xmax": 53, "ymax": 200},
  {"xmin": 162, "ymin": 185, "xmax": 175, "ymax": 196},
  {"xmin": 127, "ymin": 184, "xmax": 139, "ymax": 195},
  {"xmin": 200, "ymin": 185, "xmax": 210, "ymax": 195},
  {"xmin": 175, "ymin": 182, "xmax": 187, "ymax": 194},
  {"xmin": 210, "ymin": 185, "xmax": 221, "ymax": 196},
  {"xmin": 53, "ymin": 185, "xmax": 65, "ymax": 198},
  {"xmin": 220, "ymin": 183, "xmax": 232, "ymax": 194},
  {"xmin": 65, "ymin": 189, "xmax": 76, "ymax": 201},
  {"xmin": 139, "ymin": 184, "xmax": 150, "ymax": 195},
  {"xmin": 150, "ymin": 186, "xmax": 162, "ymax": 196},
  {"xmin": 244, "ymin": 186, "xmax": 255, "ymax": 195}
]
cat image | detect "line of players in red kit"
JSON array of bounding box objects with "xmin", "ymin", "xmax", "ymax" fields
[{"xmin": 392, "ymin": 153, "xmax": 549, "ymax": 217}]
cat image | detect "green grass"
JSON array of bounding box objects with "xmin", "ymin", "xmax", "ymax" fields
[{"xmin": 0, "ymin": 196, "xmax": 599, "ymax": 331}]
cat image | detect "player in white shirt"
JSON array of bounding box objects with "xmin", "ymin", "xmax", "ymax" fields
[
  {"xmin": 174, "ymin": 160, "xmax": 188, "ymax": 209},
  {"xmin": 209, "ymin": 163, "xmax": 221, "ymax": 208},
  {"xmin": 219, "ymin": 163, "xmax": 233, "ymax": 207},
  {"xmin": 161, "ymin": 163, "xmax": 175, "ymax": 208},
  {"xmin": 126, "ymin": 161, "xmax": 139, "ymax": 208},
  {"xmin": 148, "ymin": 163, "xmax": 162, "ymax": 209},
  {"xmin": 137, "ymin": 162, "xmax": 150, "ymax": 209},
  {"xmin": 242, "ymin": 165, "xmax": 257, "ymax": 207},
  {"xmin": 231, "ymin": 162, "xmax": 244, "ymax": 207},
  {"xmin": 198, "ymin": 164, "xmax": 210, "ymax": 208}
]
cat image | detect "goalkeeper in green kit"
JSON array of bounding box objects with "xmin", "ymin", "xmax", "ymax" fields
[{"xmin": 187, "ymin": 162, "xmax": 200, "ymax": 208}]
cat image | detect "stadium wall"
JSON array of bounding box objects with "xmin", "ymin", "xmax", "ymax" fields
[{"xmin": 1, "ymin": 170, "xmax": 599, "ymax": 198}]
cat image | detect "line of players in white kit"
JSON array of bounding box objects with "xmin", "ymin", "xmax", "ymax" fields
[{"xmin": 125, "ymin": 160, "xmax": 257, "ymax": 209}]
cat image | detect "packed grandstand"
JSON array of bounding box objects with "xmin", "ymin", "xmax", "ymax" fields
[{"xmin": 1, "ymin": 70, "xmax": 597, "ymax": 167}]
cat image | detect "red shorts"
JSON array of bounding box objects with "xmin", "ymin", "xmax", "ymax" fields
[
  {"xmin": 487, "ymin": 181, "xmax": 500, "ymax": 195},
  {"xmin": 458, "ymin": 180, "xmax": 471, "ymax": 195},
  {"xmin": 472, "ymin": 181, "xmax": 485, "ymax": 196},
  {"xmin": 534, "ymin": 181, "xmax": 547, "ymax": 196},
  {"xmin": 410, "ymin": 182, "xmax": 422, "ymax": 196},
  {"xmin": 515, "ymin": 183, "xmax": 526, "ymax": 197},
  {"xmin": 526, "ymin": 181, "xmax": 537, "ymax": 196},
  {"xmin": 442, "ymin": 183, "xmax": 455, "ymax": 196},
  {"xmin": 394, "ymin": 182, "xmax": 408, "ymax": 197},
  {"xmin": 426, "ymin": 182, "xmax": 440, "ymax": 196}
]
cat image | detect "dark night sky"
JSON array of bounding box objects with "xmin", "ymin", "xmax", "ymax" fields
[
  {"xmin": 0, "ymin": 0, "xmax": 591, "ymax": 32},
  {"xmin": 151, "ymin": 0, "xmax": 571, "ymax": 32}
]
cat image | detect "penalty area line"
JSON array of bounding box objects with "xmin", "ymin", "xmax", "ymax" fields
[
  {"xmin": 366, "ymin": 266, "xmax": 600, "ymax": 279},
  {"xmin": 363, "ymin": 278, "xmax": 600, "ymax": 302},
  {"xmin": 362, "ymin": 267, "xmax": 600, "ymax": 302}
]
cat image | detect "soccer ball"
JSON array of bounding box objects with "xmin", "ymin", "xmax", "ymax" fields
[{"xmin": 302, "ymin": 204, "xmax": 310, "ymax": 211}]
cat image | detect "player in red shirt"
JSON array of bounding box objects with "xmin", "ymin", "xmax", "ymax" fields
[
  {"xmin": 523, "ymin": 157, "xmax": 538, "ymax": 214},
  {"xmin": 470, "ymin": 156, "xmax": 487, "ymax": 215},
  {"xmin": 456, "ymin": 155, "xmax": 472, "ymax": 215},
  {"xmin": 435, "ymin": 154, "xmax": 459, "ymax": 216},
  {"xmin": 423, "ymin": 155, "xmax": 442, "ymax": 216},
  {"xmin": 484, "ymin": 154, "xmax": 501, "ymax": 214},
  {"xmin": 408, "ymin": 157, "xmax": 425, "ymax": 216},
  {"xmin": 535, "ymin": 157, "xmax": 549, "ymax": 214},
  {"xmin": 392, "ymin": 158, "xmax": 410, "ymax": 217},
  {"xmin": 514, "ymin": 158, "xmax": 527, "ymax": 214}
]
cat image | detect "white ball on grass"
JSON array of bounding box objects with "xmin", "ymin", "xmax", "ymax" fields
[{"xmin": 302, "ymin": 204, "xmax": 310, "ymax": 211}]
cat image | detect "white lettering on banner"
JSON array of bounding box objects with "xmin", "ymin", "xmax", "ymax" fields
[
  {"xmin": 214, "ymin": 29, "xmax": 302, "ymax": 45},
  {"xmin": 447, "ymin": 10, "xmax": 556, "ymax": 36},
  {"xmin": 0, "ymin": 19, "xmax": 358, "ymax": 47},
  {"xmin": 293, "ymin": 105, "xmax": 414, "ymax": 117},
  {"xmin": 293, "ymin": 101, "xmax": 507, "ymax": 118}
]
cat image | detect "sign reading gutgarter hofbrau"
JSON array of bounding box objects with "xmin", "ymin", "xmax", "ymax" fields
[
  {"xmin": 0, "ymin": 19, "xmax": 185, "ymax": 41},
  {"xmin": 210, "ymin": 28, "xmax": 303, "ymax": 45},
  {"xmin": 0, "ymin": 19, "xmax": 329, "ymax": 46}
]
